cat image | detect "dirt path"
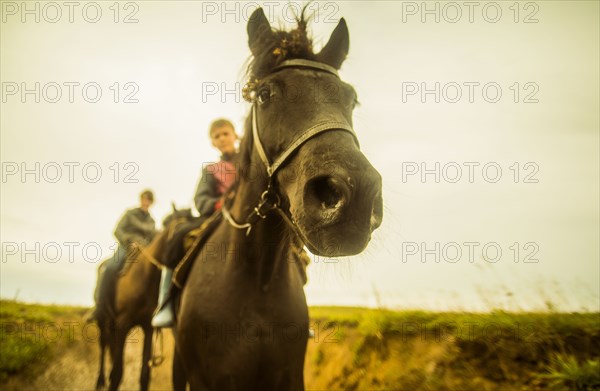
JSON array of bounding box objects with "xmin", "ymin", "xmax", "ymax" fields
[{"xmin": 4, "ymin": 328, "xmax": 176, "ymax": 391}]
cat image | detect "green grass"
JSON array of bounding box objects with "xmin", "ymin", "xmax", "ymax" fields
[
  {"xmin": 540, "ymin": 354, "xmax": 600, "ymax": 390},
  {"xmin": 310, "ymin": 306, "xmax": 600, "ymax": 342},
  {"xmin": 0, "ymin": 300, "xmax": 87, "ymax": 382}
]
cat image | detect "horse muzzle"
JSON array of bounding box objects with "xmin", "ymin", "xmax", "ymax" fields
[{"xmin": 292, "ymin": 157, "xmax": 383, "ymax": 257}]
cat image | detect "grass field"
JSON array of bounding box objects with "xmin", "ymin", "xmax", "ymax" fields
[
  {"xmin": 1, "ymin": 300, "xmax": 599, "ymax": 390},
  {"xmin": 0, "ymin": 300, "xmax": 89, "ymax": 383},
  {"xmin": 306, "ymin": 306, "xmax": 600, "ymax": 390}
]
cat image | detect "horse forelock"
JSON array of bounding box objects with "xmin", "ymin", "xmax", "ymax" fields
[
  {"xmin": 238, "ymin": 7, "xmax": 318, "ymax": 180},
  {"xmin": 246, "ymin": 6, "xmax": 316, "ymax": 81}
]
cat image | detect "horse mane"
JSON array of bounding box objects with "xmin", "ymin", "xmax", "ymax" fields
[
  {"xmin": 236, "ymin": 6, "xmax": 320, "ymax": 180},
  {"xmin": 162, "ymin": 208, "xmax": 192, "ymax": 228},
  {"xmin": 245, "ymin": 6, "xmax": 316, "ymax": 81}
]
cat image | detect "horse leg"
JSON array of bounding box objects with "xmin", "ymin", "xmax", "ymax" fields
[
  {"xmin": 139, "ymin": 325, "xmax": 153, "ymax": 391},
  {"xmin": 172, "ymin": 345, "xmax": 187, "ymax": 391},
  {"xmin": 96, "ymin": 322, "xmax": 107, "ymax": 390},
  {"xmin": 108, "ymin": 326, "xmax": 127, "ymax": 391}
]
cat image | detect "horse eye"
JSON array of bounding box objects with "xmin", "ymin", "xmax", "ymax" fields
[{"xmin": 257, "ymin": 87, "xmax": 271, "ymax": 104}]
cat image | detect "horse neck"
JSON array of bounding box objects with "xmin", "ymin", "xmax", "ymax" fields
[
  {"xmin": 228, "ymin": 175, "xmax": 297, "ymax": 290},
  {"xmin": 137, "ymin": 229, "xmax": 167, "ymax": 273}
]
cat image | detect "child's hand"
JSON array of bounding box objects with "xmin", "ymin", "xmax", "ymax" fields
[{"xmin": 214, "ymin": 199, "xmax": 223, "ymax": 211}]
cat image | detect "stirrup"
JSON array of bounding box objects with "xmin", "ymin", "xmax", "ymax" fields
[{"xmin": 148, "ymin": 329, "xmax": 165, "ymax": 367}]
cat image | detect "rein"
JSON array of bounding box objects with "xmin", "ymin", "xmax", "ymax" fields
[
  {"xmin": 136, "ymin": 245, "xmax": 164, "ymax": 270},
  {"xmin": 222, "ymin": 59, "xmax": 359, "ymax": 236},
  {"xmin": 136, "ymin": 216, "xmax": 190, "ymax": 270}
]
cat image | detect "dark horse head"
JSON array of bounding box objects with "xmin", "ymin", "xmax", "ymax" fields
[
  {"xmin": 162, "ymin": 203, "xmax": 193, "ymax": 230},
  {"xmin": 239, "ymin": 8, "xmax": 383, "ymax": 257}
]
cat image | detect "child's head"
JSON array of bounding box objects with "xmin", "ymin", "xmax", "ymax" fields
[
  {"xmin": 139, "ymin": 189, "xmax": 154, "ymax": 211},
  {"xmin": 209, "ymin": 118, "xmax": 237, "ymax": 155}
]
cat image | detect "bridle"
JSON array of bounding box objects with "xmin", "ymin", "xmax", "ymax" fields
[{"xmin": 222, "ymin": 59, "xmax": 359, "ymax": 235}]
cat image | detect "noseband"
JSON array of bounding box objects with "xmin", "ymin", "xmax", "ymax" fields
[{"xmin": 222, "ymin": 59, "xmax": 359, "ymax": 235}]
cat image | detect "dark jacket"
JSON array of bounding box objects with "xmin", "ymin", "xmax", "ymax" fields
[
  {"xmin": 194, "ymin": 152, "xmax": 238, "ymax": 216},
  {"xmin": 113, "ymin": 207, "xmax": 156, "ymax": 247}
]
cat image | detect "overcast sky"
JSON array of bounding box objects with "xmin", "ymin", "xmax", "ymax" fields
[{"xmin": 1, "ymin": 1, "xmax": 598, "ymax": 311}]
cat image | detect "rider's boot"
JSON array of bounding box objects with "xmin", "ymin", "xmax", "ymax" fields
[{"xmin": 151, "ymin": 268, "xmax": 175, "ymax": 328}]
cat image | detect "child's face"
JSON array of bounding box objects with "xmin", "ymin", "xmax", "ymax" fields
[
  {"xmin": 211, "ymin": 125, "xmax": 236, "ymax": 155},
  {"xmin": 140, "ymin": 196, "xmax": 153, "ymax": 212}
]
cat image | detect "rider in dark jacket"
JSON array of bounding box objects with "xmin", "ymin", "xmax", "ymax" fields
[
  {"xmin": 151, "ymin": 119, "xmax": 238, "ymax": 328},
  {"xmin": 87, "ymin": 190, "xmax": 156, "ymax": 322},
  {"xmin": 114, "ymin": 206, "xmax": 156, "ymax": 248}
]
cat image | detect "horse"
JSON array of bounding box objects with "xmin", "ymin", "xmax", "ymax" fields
[
  {"xmin": 94, "ymin": 207, "xmax": 193, "ymax": 391},
  {"xmin": 173, "ymin": 7, "xmax": 383, "ymax": 391}
]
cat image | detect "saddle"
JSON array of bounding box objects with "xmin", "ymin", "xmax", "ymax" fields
[
  {"xmin": 172, "ymin": 211, "xmax": 223, "ymax": 288},
  {"xmin": 118, "ymin": 246, "xmax": 143, "ymax": 277}
]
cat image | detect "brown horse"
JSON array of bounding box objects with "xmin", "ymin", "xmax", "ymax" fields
[
  {"xmin": 94, "ymin": 208, "xmax": 192, "ymax": 391},
  {"xmin": 173, "ymin": 8, "xmax": 383, "ymax": 391}
]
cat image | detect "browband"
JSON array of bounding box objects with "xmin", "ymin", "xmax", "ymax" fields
[{"xmin": 272, "ymin": 59, "xmax": 340, "ymax": 78}]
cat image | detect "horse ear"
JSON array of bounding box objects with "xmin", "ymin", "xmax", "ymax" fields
[
  {"xmin": 247, "ymin": 8, "xmax": 273, "ymax": 56},
  {"xmin": 316, "ymin": 18, "xmax": 350, "ymax": 70},
  {"xmin": 171, "ymin": 202, "xmax": 177, "ymax": 213}
]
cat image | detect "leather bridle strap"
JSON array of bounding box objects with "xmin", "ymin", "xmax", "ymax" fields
[
  {"xmin": 136, "ymin": 216, "xmax": 189, "ymax": 270},
  {"xmin": 272, "ymin": 59, "xmax": 340, "ymax": 77},
  {"xmin": 251, "ymin": 104, "xmax": 358, "ymax": 177},
  {"xmin": 251, "ymin": 59, "xmax": 359, "ymax": 177},
  {"xmin": 136, "ymin": 245, "xmax": 164, "ymax": 270}
]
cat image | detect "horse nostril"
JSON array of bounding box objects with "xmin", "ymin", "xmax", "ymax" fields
[{"xmin": 308, "ymin": 176, "xmax": 347, "ymax": 211}]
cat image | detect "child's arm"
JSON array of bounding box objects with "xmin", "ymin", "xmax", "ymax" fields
[
  {"xmin": 114, "ymin": 210, "xmax": 140, "ymax": 247},
  {"xmin": 114, "ymin": 210, "xmax": 129, "ymax": 246},
  {"xmin": 194, "ymin": 166, "xmax": 219, "ymax": 216}
]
